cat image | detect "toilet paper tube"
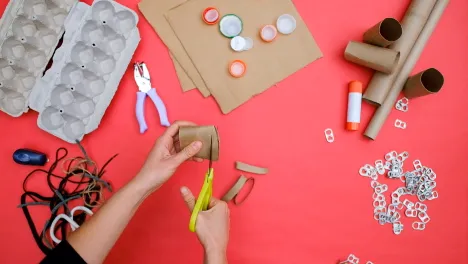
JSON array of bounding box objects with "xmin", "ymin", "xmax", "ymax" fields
[
  {"xmin": 344, "ymin": 41, "xmax": 400, "ymax": 74},
  {"xmin": 364, "ymin": 0, "xmax": 448, "ymax": 140},
  {"xmin": 363, "ymin": 18, "xmax": 403, "ymax": 47},
  {"xmin": 363, "ymin": 0, "xmax": 438, "ymax": 105},
  {"xmin": 221, "ymin": 175, "xmax": 255, "ymax": 205},
  {"xmin": 235, "ymin": 161, "xmax": 269, "ymax": 175},
  {"xmin": 403, "ymin": 68, "xmax": 444, "ymax": 99},
  {"xmin": 179, "ymin": 126, "xmax": 219, "ymax": 161}
]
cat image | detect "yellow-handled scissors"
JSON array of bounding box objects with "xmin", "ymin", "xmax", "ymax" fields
[{"xmin": 189, "ymin": 137, "xmax": 214, "ymax": 232}]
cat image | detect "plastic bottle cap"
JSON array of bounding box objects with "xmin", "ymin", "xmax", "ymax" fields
[
  {"xmin": 243, "ymin": 37, "xmax": 253, "ymax": 51},
  {"xmin": 219, "ymin": 14, "xmax": 243, "ymax": 38},
  {"xmin": 229, "ymin": 60, "xmax": 246, "ymax": 78},
  {"xmin": 276, "ymin": 14, "xmax": 296, "ymax": 35},
  {"xmin": 260, "ymin": 25, "xmax": 277, "ymax": 42},
  {"xmin": 202, "ymin": 7, "xmax": 219, "ymax": 25},
  {"xmin": 231, "ymin": 36, "xmax": 246, "ymax": 52}
]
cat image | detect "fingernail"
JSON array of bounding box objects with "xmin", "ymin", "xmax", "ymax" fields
[
  {"xmin": 193, "ymin": 141, "xmax": 202, "ymax": 149},
  {"xmin": 180, "ymin": 186, "xmax": 189, "ymax": 194}
]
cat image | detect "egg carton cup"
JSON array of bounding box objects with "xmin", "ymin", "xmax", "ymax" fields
[
  {"xmin": 29, "ymin": 0, "xmax": 140, "ymax": 143},
  {"xmin": 0, "ymin": 0, "xmax": 80, "ymax": 117}
]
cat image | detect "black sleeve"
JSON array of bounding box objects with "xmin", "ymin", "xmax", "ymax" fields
[{"xmin": 40, "ymin": 240, "xmax": 86, "ymax": 264}]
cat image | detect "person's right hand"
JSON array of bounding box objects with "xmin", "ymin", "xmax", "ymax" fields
[{"xmin": 180, "ymin": 186, "xmax": 230, "ymax": 258}]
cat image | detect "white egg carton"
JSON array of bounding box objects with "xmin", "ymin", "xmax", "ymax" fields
[
  {"xmin": 27, "ymin": 0, "xmax": 140, "ymax": 143},
  {"xmin": 0, "ymin": 0, "xmax": 79, "ymax": 117}
]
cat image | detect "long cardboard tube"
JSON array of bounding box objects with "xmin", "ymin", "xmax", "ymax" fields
[
  {"xmin": 363, "ymin": 18, "xmax": 403, "ymax": 47},
  {"xmin": 364, "ymin": 0, "xmax": 449, "ymax": 140},
  {"xmin": 235, "ymin": 161, "xmax": 269, "ymax": 175},
  {"xmin": 363, "ymin": 0, "xmax": 438, "ymax": 105},
  {"xmin": 179, "ymin": 126, "xmax": 219, "ymax": 160},
  {"xmin": 344, "ymin": 41, "xmax": 400, "ymax": 74},
  {"xmin": 403, "ymin": 68, "xmax": 444, "ymax": 98}
]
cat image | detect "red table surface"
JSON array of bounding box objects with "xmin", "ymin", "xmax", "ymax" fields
[{"xmin": 1, "ymin": 0, "xmax": 467, "ymax": 263}]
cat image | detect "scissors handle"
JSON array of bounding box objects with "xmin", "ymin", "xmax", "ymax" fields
[
  {"xmin": 146, "ymin": 88, "xmax": 170, "ymax": 127},
  {"xmin": 189, "ymin": 170, "xmax": 214, "ymax": 232},
  {"xmin": 136, "ymin": 92, "xmax": 148, "ymax": 134}
]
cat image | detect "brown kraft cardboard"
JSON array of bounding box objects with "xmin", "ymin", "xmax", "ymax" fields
[{"xmin": 344, "ymin": 41, "xmax": 400, "ymax": 74}]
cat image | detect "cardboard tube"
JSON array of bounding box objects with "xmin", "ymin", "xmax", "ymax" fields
[
  {"xmin": 403, "ymin": 68, "xmax": 444, "ymax": 98},
  {"xmin": 363, "ymin": 0, "xmax": 438, "ymax": 105},
  {"xmin": 235, "ymin": 161, "xmax": 268, "ymax": 175},
  {"xmin": 179, "ymin": 126, "xmax": 219, "ymax": 160},
  {"xmin": 221, "ymin": 175, "xmax": 255, "ymax": 205},
  {"xmin": 364, "ymin": 0, "xmax": 449, "ymax": 140},
  {"xmin": 344, "ymin": 41, "xmax": 400, "ymax": 74},
  {"xmin": 363, "ymin": 18, "xmax": 403, "ymax": 47}
]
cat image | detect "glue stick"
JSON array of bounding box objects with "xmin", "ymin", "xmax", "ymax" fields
[{"xmin": 346, "ymin": 81, "xmax": 363, "ymax": 131}]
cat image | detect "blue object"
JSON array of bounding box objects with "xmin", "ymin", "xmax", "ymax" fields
[{"xmin": 13, "ymin": 149, "xmax": 48, "ymax": 166}]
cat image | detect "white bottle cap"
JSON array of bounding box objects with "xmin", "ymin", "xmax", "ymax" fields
[
  {"xmin": 230, "ymin": 36, "xmax": 246, "ymax": 52},
  {"xmin": 219, "ymin": 14, "xmax": 243, "ymax": 38},
  {"xmin": 277, "ymin": 14, "xmax": 296, "ymax": 35},
  {"xmin": 243, "ymin": 37, "xmax": 253, "ymax": 51}
]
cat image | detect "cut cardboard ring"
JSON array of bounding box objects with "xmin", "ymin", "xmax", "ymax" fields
[
  {"xmin": 202, "ymin": 7, "xmax": 219, "ymax": 25},
  {"xmin": 260, "ymin": 25, "xmax": 277, "ymax": 42},
  {"xmin": 229, "ymin": 60, "xmax": 246, "ymax": 78},
  {"xmin": 277, "ymin": 14, "xmax": 296, "ymax": 35}
]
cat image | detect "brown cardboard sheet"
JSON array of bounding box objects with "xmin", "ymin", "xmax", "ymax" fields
[
  {"xmin": 166, "ymin": 0, "xmax": 322, "ymax": 114},
  {"xmin": 404, "ymin": 68, "xmax": 444, "ymax": 99},
  {"xmin": 363, "ymin": 0, "xmax": 438, "ymax": 105},
  {"xmin": 171, "ymin": 53, "xmax": 195, "ymax": 92},
  {"xmin": 363, "ymin": 18, "xmax": 402, "ymax": 47},
  {"xmin": 364, "ymin": 0, "xmax": 448, "ymax": 140},
  {"xmin": 138, "ymin": 0, "xmax": 211, "ymax": 97},
  {"xmin": 235, "ymin": 161, "xmax": 269, "ymax": 175},
  {"xmin": 179, "ymin": 126, "xmax": 219, "ymax": 160},
  {"xmin": 344, "ymin": 41, "xmax": 400, "ymax": 74}
]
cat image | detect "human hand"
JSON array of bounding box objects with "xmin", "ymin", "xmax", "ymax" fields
[
  {"xmin": 180, "ymin": 186, "xmax": 230, "ymax": 258},
  {"xmin": 134, "ymin": 121, "xmax": 203, "ymax": 194}
]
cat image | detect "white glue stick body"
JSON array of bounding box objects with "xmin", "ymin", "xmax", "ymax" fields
[{"xmin": 347, "ymin": 81, "xmax": 363, "ymax": 131}]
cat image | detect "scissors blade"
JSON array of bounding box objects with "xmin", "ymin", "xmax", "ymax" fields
[{"xmin": 208, "ymin": 135, "xmax": 213, "ymax": 169}]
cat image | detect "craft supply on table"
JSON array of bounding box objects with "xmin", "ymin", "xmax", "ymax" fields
[
  {"xmin": 340, "ymin": 254, "xmax": 374, "ymax": 264},
  {"xmin": 359, "ymin": 151, "xmax": 438, "ymax": 234},
  {"xmin": 395, "ymin": 97, "xmax": 409, "ymax": 112},
  {"xmin": 394, "ymin": 119, "xmax": 407, "ymax": 129},
  {"xmin": 13, "ymin": 148, "xmax": 48, "ymax": 166},
  {"xmin": 363, "ymin": 18, "xmax": 402, "ymax": 47},
  {"xmin": 189, "ymin": 138, "xmax": 214, "ymax": 232},
  {"xmin": 276, "ymin": 14, "xmax": 297, "ymax": 35},
  {"xmin": 363, "ymin": 0, "xmax": 439, "ymax": 105},
  {"xmin": 134, "ymin": 62, "xmax": 170, "ymax": 133},
  {"xmin": 18, "ymin": 143, "xmax": 116, "ymax": 254},
  {"xmin": 364, "ymin": 0, "xmax": 448, "ymax": 140},
  {"xmin": 221, "ymin": 175, "xmax": 255, "ymax": 205},
  {"xmin": 346, "ymin": 81, "xmax": 363, "ymax": 131},
  {"xmin": 0, "ymin": 0, "xmax": 78, "ymax": 117},
  {"xmin": 260, "ymin": 25, "xmax": 277, "ymax": 42},
  {"xmin": 228, "ymin": 60, "xmax": 246, "ymax": 78},
  {"xmin": 219, "ymin": 14, "xmax": 243, "ymax": 38},
  {"xmin": 160, "ymin": 0, "xmax": 322, "ymax": 114},
  {"xmin": 235, "ymin": 161, "xmax": 268, "ymax": 175},
  {"xmin": 230, "ymin": 36, "xmax": 246, "ymax": 52},
  {"xmin": 324, "ymin": 128, "xmax": 334, "ymax": 143},
  {"xmin": 179, "ymin": 125, "xmax": 220, "ymax": 161},
  {"xmin": 344, "ymin": 41, "xmax": 400, "ymax": 74},
  {"xmin": 49, "ymin": 206, "xmax": 93, "ymax": 244},
  {"xmin": 403, "ymin": 68, "xmax": 444, "ymax": 99},
  {"xmin": 0, "ymin": 0, "xmax": 141, "ymax": 143},
  {"xmin": 202, "ymin": 7, "xmax": 219, "ymax": 25}
]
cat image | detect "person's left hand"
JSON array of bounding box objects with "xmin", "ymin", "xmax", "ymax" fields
[{"xmin": 134, "ymin": 121, "xmax": 203, "ymax": 194}]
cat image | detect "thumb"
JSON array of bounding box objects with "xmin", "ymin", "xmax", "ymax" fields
[
  {"xmin": 180, "ymin": 186, "xmax": 196, "ymax": 212},
  {"xmin": 172, "ymin": 141, "xmax": 202, "ymax": 165}
]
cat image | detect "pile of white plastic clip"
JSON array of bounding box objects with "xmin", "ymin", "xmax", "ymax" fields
[
  {"xmin": 339, "ymin": 254, "xmax": 373, "ymax": 264},
  {"xmin": 359, "ymin": 151, "xmax": 438, "ymax": 234}
]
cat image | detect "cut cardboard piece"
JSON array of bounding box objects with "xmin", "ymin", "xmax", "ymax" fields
[
  {"xmin": 166, "ymin": 0, "xmax": 322, "ymax": 114},
  {"xmin": 179, "ymin": 126, "xmax": 219, "ymax": 161},
  {"xmin": 364, "ymin": 0, "xmax": 448, "ymax": 140},
  {"xmin": 344, "ymin": 41, "xmax": 400, "ymax": 74},
  {"xmin": 138, "ymin": 0, "xmax": 211, "ymax": 97},
  {"xmin": 363, "ymin": 18, "xmax": 402, "ymax": 47},
  {"xmin": 171, "ymin": 53, "xmax": 196, "ymax": 92},
  {"xmin": 363, "ymin": 0, "xmax": 438, "ymax": 105},
  {"xmin": 403, "ymin": 68, "xmax": 444, "ymax": 99}
]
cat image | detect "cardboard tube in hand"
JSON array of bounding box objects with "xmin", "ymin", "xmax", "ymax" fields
[
  {"xmin": 403, "ymin": 68, "xmax": 444, "ymax": 99},
  {"xmin": 363, "ymin": 18, "xmax": 403, "ymax": 47},
  {"xmin": 179, "ymin": 126, "xmax": 219, "ymax": 160},
  {"xmin": 344, "ymin": 41, "xmax": 400, "ymax": 74}
]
